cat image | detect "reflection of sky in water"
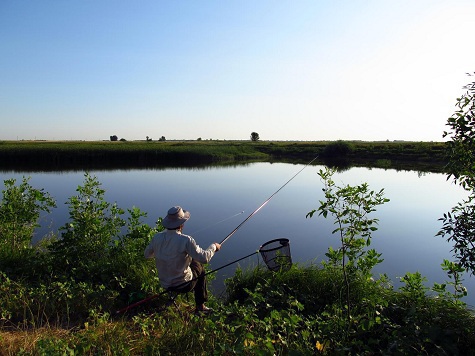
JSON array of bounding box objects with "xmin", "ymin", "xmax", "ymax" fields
[{"xmin": 1, "ymin": 164, "xmax": 473, "ymax": 306}]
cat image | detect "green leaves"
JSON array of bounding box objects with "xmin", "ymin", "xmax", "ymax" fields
[
  {"xmin": 432, "ymin": 259, "xmax": 468, "ymax": 305},
  {"xmin": 437, "ymin": 194, "xmax": 475, "ymax": 275},
  {"xmin": 0, "ymin": 177, "xmax": 56, "ymax": 254},
  {"xmin": 309, "ymin": 168, "xmax": 389, "ymax": 276},
  {"xmin": 438, "ymin": 73, "xmax": 475, "ymax": 276},
  {"xmin": 51, "ymin": 173, "xmax": 127, "ymax": 269},
  {"xmin": 307, "ymin": 167, "xmax": 389, "ymax": 324},
  {"xmin": 444, "ymin": 72, "xmax": 475, "ymax": 190}
]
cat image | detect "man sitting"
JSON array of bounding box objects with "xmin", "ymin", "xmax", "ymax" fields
[{"xmin": 144, "ymin": 206, "xmax": 221, "ymax": 313}]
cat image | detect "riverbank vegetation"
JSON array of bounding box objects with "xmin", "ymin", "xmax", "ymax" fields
[
  {"xmin": 0, "ymin": 139, "xmax": 447, "ymax": 172},
  {"xmin": 1, "ymin": 170, "xmax": 474, "ymax": 354}
]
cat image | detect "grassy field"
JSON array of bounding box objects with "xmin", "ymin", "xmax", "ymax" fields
[{"xmin": 0, "ymin": 139, "xmax": 448, "ymax": 172}]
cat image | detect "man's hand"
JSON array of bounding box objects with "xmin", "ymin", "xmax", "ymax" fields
[{"xmin": 214, "ymin": 243, "xmax": 222, "ymax": 251}]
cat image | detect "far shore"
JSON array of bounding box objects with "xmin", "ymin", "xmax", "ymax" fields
[{"xmin": 0, "ymin": 139, "xmax": 448, "ymax": 173}]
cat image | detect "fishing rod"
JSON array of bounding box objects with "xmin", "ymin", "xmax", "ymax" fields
[
  {"xmin": 219, "ymin": 155, "xmax": 319, "ymax": 245},
  {"xmin": 116, "ymin": 157, "xmax": 317, "ymax": 314},
  {"xmin": 116, "ymin": 250, "xmax": 259, "ymax": 314}
]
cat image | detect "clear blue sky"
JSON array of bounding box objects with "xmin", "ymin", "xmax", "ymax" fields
[{"xmin": 1, "ymin": 1, "xmax": 474, "ymax": 141}]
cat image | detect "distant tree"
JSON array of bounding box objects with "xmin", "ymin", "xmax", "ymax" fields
[
  {"xmin": 197, "ymin": 137, "xmax": 202, "ymax": 141},
  {"xmin": 158, "ymin": 136, "xmax": 166, "ymax": 141},
  {"xmin": 110, "ymin": 135, "xmax": 118, "ymax": 142},
  {"xmin": 120, "ymin": 138, "xmax": 126, "ymax": 142},
  {"xmin": 250, "ymin": 132, "xmax": 260, "ymax": 141},
  {"xmin": 146, "ymin": 136, "xmax": 153, "ymax": 142}
]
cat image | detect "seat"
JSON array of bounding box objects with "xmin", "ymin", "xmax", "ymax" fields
[{"xmin": 163, "ymin": 284, "xmax": 192, "ymax": 317}]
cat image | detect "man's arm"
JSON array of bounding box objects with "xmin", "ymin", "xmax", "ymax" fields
[{"xmin": 186, "ymin": 237, "xmax": 220, "ymax": 263}]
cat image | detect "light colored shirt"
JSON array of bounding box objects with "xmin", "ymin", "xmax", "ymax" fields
[{"xmin": 144, "ymin": 229, "xmax": 216, "ymax": 289}]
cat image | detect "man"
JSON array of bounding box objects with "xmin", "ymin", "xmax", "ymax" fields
[{"xmin": 144, "ymin": 206, "xmax": 221, "ymax": 314}]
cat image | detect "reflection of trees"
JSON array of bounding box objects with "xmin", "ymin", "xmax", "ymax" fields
[{"xmin": 321, "ymin": 158, "xmax": 352, "ymax": 172}]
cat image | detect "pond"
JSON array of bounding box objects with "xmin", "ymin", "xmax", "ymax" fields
[{"xmin": 1, "ymin": 162, "xmax": 473, "ymax": 306}]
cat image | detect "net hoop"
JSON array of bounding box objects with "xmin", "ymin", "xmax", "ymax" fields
[{"xmin": 259, "ymin": 238, "xmax": 292, "ymax": 272}]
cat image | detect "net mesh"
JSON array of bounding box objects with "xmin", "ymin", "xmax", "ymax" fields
[{"xmin": 259, "ymin": 238, "xmax": 292, "ymax": 272}]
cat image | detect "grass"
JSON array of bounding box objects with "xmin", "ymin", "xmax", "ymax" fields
[
  {"xmin": 1, "ymin": 264, "xmax": 474, "ymax": 355},
  {"xmin": 0, "ymin": 139, "xmax": 448, "ymax": 172}
]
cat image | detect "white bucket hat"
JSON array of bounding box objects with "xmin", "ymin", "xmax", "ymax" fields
[{"xmin": 162, "ymin": 206, "xmax": 190, "ymax": 229}]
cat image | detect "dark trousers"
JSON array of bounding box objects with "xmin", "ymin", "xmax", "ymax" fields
[{"xmin": 172, "ymin": 260, "xmax": 208, "ymax": 306}]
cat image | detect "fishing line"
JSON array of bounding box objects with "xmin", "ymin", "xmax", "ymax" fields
[
  {"xmin": 189, "ymin": 211, "xmax": 245, "ymax": 235},
  {"xmin": 116, "ymin": 156, "xmax": 318, "ymax": 315},
  {"xmin": 219, "ymin": 155, "xmax": 318, "ymax": 245}
]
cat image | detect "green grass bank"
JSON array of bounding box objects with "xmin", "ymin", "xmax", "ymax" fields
[{"xmin": 0, "ymin": 140, "xmax": 448, "ymax": 172}]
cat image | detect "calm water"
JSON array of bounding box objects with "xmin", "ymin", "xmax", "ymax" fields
[{"xmin": 1, "ymin": 163, "xmax": 473, "ymax": 306}]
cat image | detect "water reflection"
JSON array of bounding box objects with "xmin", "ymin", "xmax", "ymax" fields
[{"xmin": 0, "ymin": 163, "xmax": 473, "ymax": 306}]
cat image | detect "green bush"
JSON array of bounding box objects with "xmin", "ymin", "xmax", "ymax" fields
[
  {"xmin": 0, "ymin": 177, "xmax": 56, "ymax": 256},
  {"xmin": 0, "ymin": 174, "xmax": 162, "ymax": 326},
  {"xmin": 322, "ymin": 140, "xmax": 355, "ymax": 158}
]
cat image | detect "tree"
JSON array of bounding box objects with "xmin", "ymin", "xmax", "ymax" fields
[
  {"xmin": 322, "ymin": 140, "xmax": 354, "ymax": 158},
  {"xmin": 437, "ymin": 72, "xmax": 475, "ymax": 275},
  {"xmin": 250, "ymin": 132, "xmax": 260, "ymax": 141},
  {"xmin": 307, "ymin": 168, "xmax": 389, "ymax": 322},
  {"xmin": 110, "ymin": 135, "xmax": 118, "ymax": 141},
  {"xmin": 158, "ymin": 136, "xmax": 166, "ymax": 141},
  {"xmin": 443, "ymin": 72, "xmax": 475, "ymax": 190}
]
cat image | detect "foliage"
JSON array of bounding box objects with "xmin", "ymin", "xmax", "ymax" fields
[
  {"xmin": 0, "ymin": 177, "xmax": 56, "ymax": 255},
  {"xmin": 320, "ymin": 140, "xmax": 356, "ymax": 171},
  {"xmin": 437, "ymin": 199, "xmax": 475, "ymax": 275},
  {"xmin": 2, "ymin": 262, "xmax": 474, "ymax": 354},
  {"xmin": 221, "ymin": 265, "xmax": 475, "ymax": 354},
  {"xmin": 438, "ymin": 72, "xmax": 475, "ymax": 275},
  {"xmin": 0, "ymin": 173, "xmax": 162, "ymax": 326},
  {"xmin": 250, "ymin": 132, "xmax": 260, "ymax": 141},
  {"xmin": 50, "ymin": 173, "xmax": 127, "ymax": 276},
  {"xmin": 432, "ymin": 259, "xmax": 468, "ymax": 305},
  {"xmin": 307, "ymin": 167, "xmax": 389, "ymax": 322},
  {"xmin": 443, "ymin": 72, "xmax": 475, "ymax": 190},
  {"xmin": 321, "ymin": 140, "xmax": 355, "ymax": 158}
]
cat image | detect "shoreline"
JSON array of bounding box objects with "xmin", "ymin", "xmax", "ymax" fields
[{"xmin": 0, "ymin": 140, "xmax": 448, "ymax": 173}]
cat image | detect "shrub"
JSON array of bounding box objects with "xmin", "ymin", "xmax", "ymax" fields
[
  {"xmin": 321, "ymin": 140, "xmax": 355, "ymax": 158},
  {"xmin": 0, "ymin": 177, "xmax": 56, "ymax": 256}
]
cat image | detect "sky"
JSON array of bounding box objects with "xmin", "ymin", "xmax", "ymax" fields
[{"xmin": 1, "ymin": 1, "xmax": 474, "ymax": 142}]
